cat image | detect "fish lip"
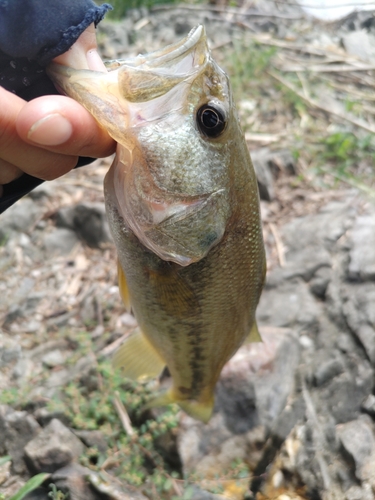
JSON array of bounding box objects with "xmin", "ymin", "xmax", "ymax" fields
[{"xmin": 114, "ymin": 25, "xmax": 206, "ymax": 71}]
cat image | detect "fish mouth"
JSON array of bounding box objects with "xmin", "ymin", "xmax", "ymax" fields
[{"xmin": 47, "ymin": 26, "xmax": 209, "ymax": 143}]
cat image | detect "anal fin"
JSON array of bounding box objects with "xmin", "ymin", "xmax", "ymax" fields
[{"xmin": 113, "ymin": 328, "xmax": 165, "ymax": 381}]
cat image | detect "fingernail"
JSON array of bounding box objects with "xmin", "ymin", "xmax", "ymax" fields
[
  {"xmin": 86, "ymin": 49, "xmax": 107, "ymax": 72},
  {"xmin": 28, "ymin": 113, "xmax": 73, "ymax": 145}
]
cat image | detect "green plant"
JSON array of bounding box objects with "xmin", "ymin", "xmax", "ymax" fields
[
  {"xmin": 9, "ymin": 473, "xmax": 51, "ymax": 500},
  {"xmin": 224, "ymin": 39, "xmax": 277, "ymax": 103},
  {"xmin": 48, "ymin": 483, "xmax": 67, "ymax": 500},
  {"xmin": 97, "ymin": 0, "xmax": 178, "ymax": 19}
]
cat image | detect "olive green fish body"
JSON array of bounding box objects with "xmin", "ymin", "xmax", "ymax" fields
[{"xmin": 48, "ymin": 26, "xmax": 266, "ymax": 422}]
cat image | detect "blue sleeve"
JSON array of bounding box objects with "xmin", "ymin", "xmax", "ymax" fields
[
  {"xmin": 0, "ymin": 0, "xmax": 112, "ymax": 213},
  {"xmin": 0, "ymin": 0, "xmax": 112, "ymax": 65}
]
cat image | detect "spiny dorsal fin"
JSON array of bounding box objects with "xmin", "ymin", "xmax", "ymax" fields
[{"xmin": 113, "ymin": 328, "xmax": 165, "ymax": 381}]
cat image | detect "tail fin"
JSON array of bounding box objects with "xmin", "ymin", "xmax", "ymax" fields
[{"xmin": 144, "ymin": 389, "xmax": 214, "ymax": 423}]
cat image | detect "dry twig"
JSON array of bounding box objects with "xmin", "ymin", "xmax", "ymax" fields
[
  {"xmin": 113, "ymin": 391, "xmax": 134, "ymax": 436},
  {"xmin": 268, "ymin": 70, "xmax": 375, "ymax": 135}
]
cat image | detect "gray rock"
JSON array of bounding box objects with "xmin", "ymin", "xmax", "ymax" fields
[
  {"xmin": 0, "ymin": 198, "xmax": 43, "ymax": 239},
  {"xmin": 248, "ymin": 327, "xmax": 301, "ymax": 428},
  {"xmin": 314, "ymin": 357, "xmax": 345, "ymax": 386},
  {"xmin": 41, "ymin": 350, "xmax": 69, "ymax": 368},
  {"xmin": 345, "ymin": 484, "xmax": 375, "ymax": 500},
  {"xmin": 251, "ymin": 148, "xmax": 275, "ymax": 201},
  {"xmin": 24, "ymin": 419, "xmax": 85, "ymax": 473},
  {"xmin": 42, "ymin": 228, "xmax": 79, "ymax": 256},
  {"xmin": 72, "ymin": 430, "xmax": 108, "ymax": 454},
  {"xmin": 34, "ymin": 408, "xmax": 71, "ymax": 428},
  {"xmin": 309, "ymin": 266, "xmax": 332, "ymax": 299},
  {"xmin": 342, "ymin": 283, "xmax": 375, "ymax": 363},
  {"xmin": 12, "ymin": 358, "xmax": 35, "ymax": 381},
  {"xmin": 0, "ymin": 405, "xmax": 41, "ymax": 473},
  {"xmin": 56, "ymin": 202, "xmax": 112, "ymax": 248},
  {"xmin": 51, "ymin": 463, "xmax": 100, "ymax": 500},
  {"xmin": 2, "ymin": 304, "xmax": 24, "ymax": 326},
  {"xmin": 257, "ymin": 278, "xmax": 320, "ymax": 332},
  {"xmin": 348, "ymin": 215, "xmax": 375, "ymax": 281},
  {"xmin": 362, "ymin": 394, "xmax": 375, "ymax": 418},
  {"xmin": 342, "ymin": 30, "xmax": 375, "ymax": 63},
  {"xmin": 282, "ymin": 199, "xmax": 355, "ymax": 249},
  {"xmin": 0, "ymin": 337, "xmax": 22, "ymax": 367},
  {"xmin": 337, "ymin": 419, "xmax": 375, "ymax": 480},
  {"xmin": 319, "ymin": 354, "xmax": 373, "ymax": 423}
]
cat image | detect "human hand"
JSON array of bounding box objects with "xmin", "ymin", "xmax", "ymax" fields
[{"xmin": 0, "ymin": 24, "xmax": 116, "ymax": 197}]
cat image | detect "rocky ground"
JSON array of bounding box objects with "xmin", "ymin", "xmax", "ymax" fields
[{"xmin": 2, "ymin": 2, "xmax": 375, "ymax": 500}]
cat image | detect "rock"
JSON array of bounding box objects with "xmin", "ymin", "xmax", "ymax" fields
[
  {"xmin": 257, "ymin": 279, "xmax": 321, "ymax": 333},
  {"xmin": 11, "ymin": 358, "xmax": 35, "ymax": 382},
  {"xmin": 251, "ymin": 148, "xmax": 297, "ymax": 201},
  {"xmin": 0, "ymin": 337, "xmax": 22, "ymax": 367},
  {"xmin": 34, "ymin": 408, "xmax": 71, "ymax": 428},
  {"xmin": 345, "ymin": 484, "xmax": 375, "ymax": 500},
  {"xmin": 2, "ymin": 304, "xmax": 24, "ymax": 326},
  {"xmin": 56, "ymin": 202, "xmax": 112, "ymax": 248},
  {"xmin": 0, "ymin": 405, "xmax": 41, "ymax": 474},
  {"xmin": 313, "ymin": 357, "xmax": 345, "ymax": 387},
  {"xmin": 51, "ymin": 463, "xmax": 100, "ymax": 500},
  {"xmin": 41, "ymin": 350, "xmax": 69, "ymax": 368},
  {"xmin": 348, "ymin": 215, "xmax": 375, "ymax": 281},
  {"xmin": 362, "ymin": 394, "xmax": 375, "ymax": 418},
  {"xmin": 337, "ymin": 418, "xmax": 375, "ymax": 481},
  {"xmin": 87, "ymin": 468, "xmax": 149, "ymax": 499},
  {"xmin": 309, "ymin": 266, "xmax": 331, "ymax": 299},
  {"xmin": 342, "ymin": 30, "xmax": 375, "ymax": 63},
  {"xmin": 42, "ymin": 228, "xmax": 79, "ymax": 256},
  {"xmin": 72, "ymin": 430, "xmax": 108, "ymax": 454},
  {"xmin": 251, "ymin": 148, "xmax": 275, "ymax": 201},
  {"xmin": 342, "ymin": 283, "xmax": 375, "ymax": 363},
  {"xmin": 24, "ymin": 419, "xmax": 85, "ymax": 473},
  {"xmin": 319, "ymin": 353, "xmax": 373, "ymax": 423},
  {"xmin": 0, "ymin": 198, "xmax": 43, "ymax": 239}
]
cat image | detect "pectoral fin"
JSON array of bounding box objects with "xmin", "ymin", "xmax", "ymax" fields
[
  {"xmin": 113, "ymin": 328, "xmax": 165, "ymax": 381},
  {"xmin": 246, "ymin": 321, "xmax": 262, "ymax": 343}
]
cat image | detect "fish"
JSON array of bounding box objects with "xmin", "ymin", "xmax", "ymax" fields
[{"xmin": 48, "ymin": 25, "xmax": 266, "ymax": 423}]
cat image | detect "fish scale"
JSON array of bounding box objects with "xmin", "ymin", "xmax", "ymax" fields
[{"xmin": 48, "ymin": 25, "xmax": 266, "ymax": 422}]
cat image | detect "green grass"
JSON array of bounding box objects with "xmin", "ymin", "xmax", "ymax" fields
[{"xmin": 97, "ymin": 0, "xmax": 179, "ymax": 18}]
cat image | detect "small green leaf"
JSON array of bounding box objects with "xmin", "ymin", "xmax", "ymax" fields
[
  {"xmin": 9, "ymin": 473, "xmax": 51, "ymax": 500},
  {"xmin": 0, "ymin": 455, "xmax": 11, "ymax": 466}
]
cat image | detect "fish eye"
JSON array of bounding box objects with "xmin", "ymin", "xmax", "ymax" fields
[{"xmin": 196, "ymin": 104, "xmax": 226, "ymax": 138}]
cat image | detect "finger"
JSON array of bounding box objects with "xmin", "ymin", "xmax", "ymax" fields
[
  {"xmin": 0, "ymin": 159, "xmax": 22, "ymax": 185},
  {"xmin": 53, "ymin": 23, "xmax": 107, "ymax": 72},
  {"xmin": 0, "ymin": 87, "xmax": 78, "ymax": 181},
  {"xmin": 16, "ymin": 94, "xmax": 116, "ymax": 158}
]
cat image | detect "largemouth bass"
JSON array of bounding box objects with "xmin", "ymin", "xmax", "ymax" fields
[{"xmin": 48, "ymin": 26, "xmax": 266, "ymax": 423}]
